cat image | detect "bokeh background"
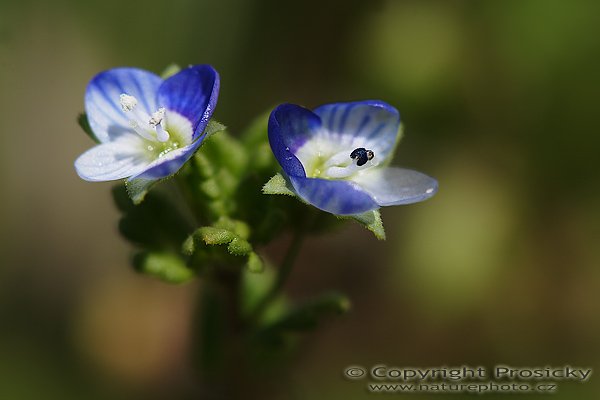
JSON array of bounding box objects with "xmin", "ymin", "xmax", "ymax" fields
[{"xmin": 1, "ymin": 0, "xmax": 599, "ymax": 398}]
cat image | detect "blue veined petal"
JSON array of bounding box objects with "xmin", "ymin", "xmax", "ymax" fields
[
  {"xmin": 157, "ymin": 65, "xmax": 219, "ymax": 140},
  {"xmin": 130, "ymin": 137, "xmax": 204, "ymax": 180},
  {"xmin": 268, "ymin": 104, "xmax": 322, "ymax": 178},
  {"xmin": 289, "ymin": 175, "xmax": 379, "ymax": 215},
  {"xmin": 85, "ymin": 68, "xmax": 162, "ymax": 143},
  {"xmin": 74, "ymin": 134, "xmax": 149, "ymax": 181},
  {"xmin": 352, "ymin": 167, "xmax": 438, "ymax": 206},
  {"xmin": 313, "ymin": 100, "xmax": 400, "ymax": 161}
]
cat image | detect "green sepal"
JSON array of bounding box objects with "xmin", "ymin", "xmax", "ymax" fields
[
  {"xmin": 77, "ymin": 113, "xmax": 99, "ymax": 143},
  {"xmin": 133, "ymin": 251, "xmax": 194, "ymax": 284},
  {"xmin": 262, "ymin": 173, "xmax": 295, "ymax": 196},
  {"xmin": 260, "ymin": 292, "xmax": 350, "ymax": 333},
  {"xmin": 125, "ymin": 178, "xmax": 160, "ymax": 205},
  {"xmin": 344, "ymin": 209, "xmax": 386, "ymax": 240},
  {"xmin": 160, "ymin": 63, "xmax": 181, "ymax": 79},
  {"xmin": 203, "ymin": 120, "xmax": 227, "ymax": 140}
]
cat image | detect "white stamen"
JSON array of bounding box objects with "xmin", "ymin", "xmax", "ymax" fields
[
  {"xmin": 119, "ymin": 94, "xmax": 138, "ymax": 112},
  {"xmin": 149, "ymin": 108, "xmax": 170, "ymax": 142},
  {"xmin": 129, "ymin": 120, "xmax": 156, "ymax": 141}
]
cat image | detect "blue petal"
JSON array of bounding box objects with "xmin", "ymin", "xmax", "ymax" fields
[
  {"xmin": 352, "ymin": 167, "xmax": 438, "ymax": 206},
  {"xmin": 157, "ymin": 65, "xmax": 219, "ymax": 140},
  {"xmin": 131, "ymin": 138, "xmax": 203, "ymax": 180},
  {"xmin": 74, "ymin": 134, "xmax": 150, "ymax": 181},
  {"xmin": 268, "ymin": 104, "xmax": 322, "ymax": 178},
  {"xmin": 313, "ymin": 100, "xmax": 400, "ymax": 161},
  {"xmin": 289, "ymin": 176, "xmax": 378, "ymax": 215},
  {"xmin": 85, "ymin": 68, "xmax": 162, "ymax": 143}
]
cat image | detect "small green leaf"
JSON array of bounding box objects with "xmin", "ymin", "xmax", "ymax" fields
[
  {"xmin": 214, "ymin": 216, "xmax": 251, "ymax": 240},
  {"xmin": 133, "ymin": 251, "xmax": 194, "ymax": 284},
  {"xmin": 246, "ymin": 252, "xmax": 264, "ymax": 273},
  {"xmin": 77, "ymin": 113, "xmax": 99, "ymax": 143},
  {"xmin": 125, "ymin": 178, "xmax": 158, "ymax": 205},
  {"xmin": 197, "ymin": 226, "xmax": 236, "ymax": 245},
  {"xmin": 263, "ymin": 173, "xmax": 295, "ymax": 196},
  {"xmin": 227, "ymin": 237, "xmax": 252, "ymax": 256},
  {"xmin": 160, "ymin": 63, "xmax": 181, "ymax": 79},
  {"xmin": 203, "ymin": 120, "xmax": 227, "ymax": 139},
  {"xmin": 261, "ymin": 292, "xmax": 351, "ymax": 333},
  {"xmin": 347, "ymin": 209, "xmax": 386, "ymax": 240}
]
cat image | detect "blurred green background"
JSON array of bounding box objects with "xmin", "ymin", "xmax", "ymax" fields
[{"xmin": 1, "ymin": 0, "xmax": 599, "ymax": 399}]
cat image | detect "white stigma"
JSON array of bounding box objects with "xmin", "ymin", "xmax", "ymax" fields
[{"xmin": 119, "ymin": 94, "xmax": 138, "ymax": 112}]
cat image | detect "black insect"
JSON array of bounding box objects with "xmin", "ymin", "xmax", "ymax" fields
[{"xmin": 350, "ymin": 147, "xmax": 374, "ymax": 166}]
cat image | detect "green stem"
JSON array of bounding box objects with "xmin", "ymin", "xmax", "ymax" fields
[{"xmin": 248, "ymin": 218, "xmax": 312, "ymax": 324}]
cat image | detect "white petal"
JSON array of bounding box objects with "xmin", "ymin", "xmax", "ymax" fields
[
  {"xmin": 74, "ymin": 135, "xmax": 149, "ymax": 181},
  {"xmin": 352, "ymin": 167, "xmax": 438, "ymax": 206}
]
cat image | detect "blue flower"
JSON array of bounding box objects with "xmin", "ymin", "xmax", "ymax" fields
[
  {"xmin": 75, "ymin": 65, "xmax": 219, "ymax": 181},
  {"xmin": 268, "ymin": 101, "xmax": 438, "ymax": 215}
]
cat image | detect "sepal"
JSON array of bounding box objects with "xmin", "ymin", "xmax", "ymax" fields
[{"xmin": 343, "ymin": 209, "xmax": 386, "ymax": 240}]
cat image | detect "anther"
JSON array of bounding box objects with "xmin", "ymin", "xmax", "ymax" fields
[
  {"xmin": 350, "ymin": 147, "xmax": 374, "ymax": 166},
  {"xmin": 119, "ymin": 94, "xmax": 138, "ymax": 112}
]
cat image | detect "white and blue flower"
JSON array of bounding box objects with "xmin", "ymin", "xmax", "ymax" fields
[
  {"xmin": 75, "ymin": 65, "xmax": 219, "ymax": 181},
  {"xmin": 268, "ymin": 100, "xmax": 438, "ymax": 215}
]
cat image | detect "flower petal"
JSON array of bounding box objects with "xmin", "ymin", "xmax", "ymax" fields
[
  {"xmin": 74, "ymin": 134, "xmax": 149, "ymax": 181},
  {"xmin": 352, "ymin": 167, "xmax": 438, "ymax": 206},
  {"xmin": 85, "ymin": 68, "xmax": 162, "ymax": 143},
  {"xmin": 313, "ymin": 100, "xmax": 400, "ymax": 161},
  {"xmin": 130, "ymin": 139, "xmax": 203, "ymax": 180},
  {"xmin": 157, "ymin": 65, "xmax": 219, "ymax": 140},
  {"xmin": 289, "ymin": 176, "xmax": 378, "ymax": 215},
  {"xmin": 268, "ymin": 104, "xmax": 322, "ymax": 178}
]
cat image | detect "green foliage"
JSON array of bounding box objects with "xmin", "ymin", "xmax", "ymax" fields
[
  {"xmin": 112, "ymin": 185, "xmax": 192, "ymax": 251},
  {"xmin": 125, "ymin": 178, "xmax": 159, "ymax": 205},
  {"xmin": 77, "ymin": 113, "xmax": 99, "ymax": 143},
  {"xmin": 160, "ymin": 63, "xmax": 181, "ymax": 79},
  {"xmin": 346, "ymin": 209, "xmax": 386, "ymax": 240},
  {"xmin": 262, "ymin": 173, "xmax": 295, "ymax": 196},
  {"xmin": 262, "ymin": 292, "xmax": 350, "ymax": 332},
  {"xmin": 133, "ymin": 251, "xmax": 194, "ymax": 283}
]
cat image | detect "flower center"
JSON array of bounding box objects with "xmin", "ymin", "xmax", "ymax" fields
[
  {"xmin": 120, "ymin": 93, "xmax": 171, "ymax": 143},
  {"xmin": 120, "ymin": 93, "xmax": 193, "ymax": 160},
  {"xmin": 295, "ymin": 138, "xmax": 377, "ymax": 180}
]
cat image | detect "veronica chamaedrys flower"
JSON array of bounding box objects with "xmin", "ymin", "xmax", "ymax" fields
[
  {"xmin": 268, "ymin": 100, "xmax": 438, "ymax": 215},
  {"xmin": 75, "ymin": 65, "xmax": 219, "ymax": 181}
]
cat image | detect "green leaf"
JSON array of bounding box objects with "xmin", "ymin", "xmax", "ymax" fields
[
  {"xmin": 160, "ymin": 63, "xmax": 181, "ymax": 79},
  {"xmin": 213, "ymin": 216, "xmax": 251, "ymax": 240},
  {"xmin": 246, "ymin": 252, "xmax": 264, "ymax": 273},
  {"xmin": 125, "ymin": 178, "xmax": 158, "ymax": 205},
  {"xmin": 227, "ymin": 237, "xmax": 252, "ymax": 256},
  {"xmin": 347, "ymin": 209, "xmax": 386, "ymax": 240},
  {"xmin": 262, "ymin": 173, "xmax": 295, "ymax": 196},
  {"xmin": 77, "ymin": 113, "xmax": 99, "ymax": 143},
  {"xmin": 112, "ymin": 186, "xmax": 192, "ymax": 250},
  {"xmin": 261, "ymin": 292, "xmax": 351, "ymax": 333},
  {"xmin": 203, "ymin": 120, "xmax": 227, "ymax": 140},
  {"xmin": 197, "ymin": 226, "xmax": 236, "ymax": 245},
  {"xmin": 133, "ymin": 251, "xmax": 194, "ymax": 284}
]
